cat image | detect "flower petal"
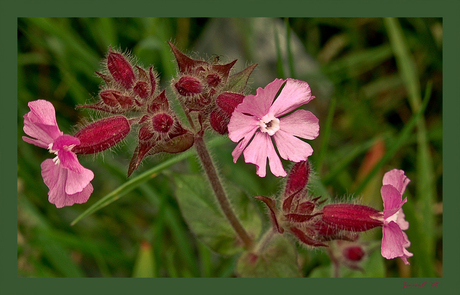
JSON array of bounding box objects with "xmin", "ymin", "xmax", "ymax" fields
[
  {"xmin": 395, "ymin": 207, "xmax": 409, "ymax": 231},
  {"xmin": 65, "ymin": 162, "xmax": 95, "ymax": 195},
  {"xmin": 243, "ymin": 132, "xmax": 286, "ymax": 177},
  {"xmin": 381, "ymin": 184, "xmax": 401, "ymax": 216},
  {"xmin": 41, "ymin": 159, "xmax": 93, "ymax": 208},
  {"xmin": 383, "ymin": 169, "xmax": 410, "ymax": 195},
  {"xmin": 228, "ymin": 110, "xmax": 260, "ymax": 143},
  {"xmin": 23, "ymin": 100, "xmax": 63, "ymax": 147},
  {"xmin": 41, "ymin": 158, "xmax": 61, "ymax": 192},
  {"xmin": 279, "ymin": 109, "xmax": 319, "ymax": 140},
  {"xmin": 381, "ymin": 184, "xmax": 407, "ymax": 220},
  {"xmin": 234, "ymin": 78, "xmax": 285, "ymax": 119},
  {"xmin": 56, "ymin": 150, "xmax": 94, "ymax": 195},
  {"xmin": 273, "ymin": 129, "xmax": 314, "ymax": 162},
  {"xmin": 269, "ymin": 78, "xmax": 314, "ymax": 117},
  {"xmin": 231, "ymin": 127, "xmax": 258, "ymax": 162},
  {"xmin": 381, "ymin": 221, "xmax": 413, "ymax": 265}
]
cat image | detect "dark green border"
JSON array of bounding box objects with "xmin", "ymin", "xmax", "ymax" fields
[{"xmin": 2, "ymin": 0, "xmax": 459, "ymax": 294}]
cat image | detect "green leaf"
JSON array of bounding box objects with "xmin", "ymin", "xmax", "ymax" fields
[
  {"xmin": 132, "ymin": 241, "xmax": 156, "ymax": 278},
  {"xmin": 173, "ymin": 173, "xmax": 262, "ymax": 256},
  {"xmin": 236, "ymin": 234, "xmax": 302, "ymax": 277},
  {"xmin": 223, "ymin": 63, "xmax": 257, "ymax": 93}
]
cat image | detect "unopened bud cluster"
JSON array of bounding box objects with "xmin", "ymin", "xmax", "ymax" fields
[
  {"xmin": 71, "ymin": 44, "xmax": 256, "ymax": 176},
  {"xmin": 169, "ymin": 42, "xmax": 256, "ymax": 135},
  {"xmin": 255, "ymin": 161, "xmax": 385, "ymax": 248}
]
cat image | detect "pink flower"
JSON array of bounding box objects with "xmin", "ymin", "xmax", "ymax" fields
[
  {"xmin": 228, "ymin": 78, "xmax": 319, "ymax": 177},
  {"xmin": 381, "ymin": 169, "xmax": 413, "ymax": 265},
  {"xmin": 22, "ymin": 100, "xmax": 94, "ymax": 208}
]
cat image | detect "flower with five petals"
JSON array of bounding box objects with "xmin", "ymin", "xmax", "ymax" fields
[
  {"xmin": 381, "ymin": 169, "xmax": 413, "ymax": 265},
  {"xmin": 22, "ymin": 100, "xmax": 94, "ymax": 208},
  {"xmin": 228, "ymin": 78, "xmax": 319, "ymax": 177}
]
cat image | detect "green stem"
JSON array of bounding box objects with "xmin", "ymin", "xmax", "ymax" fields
[{"xmin": 194, "ymin": 134, "xmax": 253, "ymax": 250}]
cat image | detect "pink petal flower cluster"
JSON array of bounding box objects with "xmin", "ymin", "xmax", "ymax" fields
[
  {"xmin": 228, "ymin": 78, "xmax": 319, "ymax": 177},
  {"xmin": 381, "ymin": 169, "xmax": 413, "ymax": 265},
  {"xmin": 22, "ymin": 100, "xmax": 94, "ymax": 208}
]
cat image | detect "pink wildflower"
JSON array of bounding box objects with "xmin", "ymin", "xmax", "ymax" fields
[
  {"xmin": 381, "ymin": 169, "xmax": 413, "ymax": 265},
  {"xmin": 22, "ymin": 100, "xmax": 94, "ymax": 208},
  {"xmin": 228, "ymin": 78, "xmax": 319, "ymax": 177}
]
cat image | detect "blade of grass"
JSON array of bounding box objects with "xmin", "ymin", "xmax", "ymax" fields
[
  {"xmin": 274, "ymin": 21, "xmax": 285, "ymax": 79},
  {"xmin": 322, "ymin": 44, "xmax": 393, "ymax": 82},
  {"xmin": 354, "ymin": 82, "xmax": 432, "ymax": 196},
  {"xmin": 322, "ymin": 135, "xmax": 388, "ymax": 186},
  {"xmin": 384, "ymin": 17, "xmax": 436, "ymax": 277},
  {"xmin": 132, "ymin": 241, "xmax": 156, "ymax": 278},
  {"xmin": 25, "ymin": 18, "xmax": 100, "ymax": 76},
  {"xmin": 284, "ymin": 18, "xmax": 295, "ymax": 79},
  {"xmin": 315, "ymin": 94, "xmax": 337, "ymax": 174},
  {"xmin": 70, "ymin": 136, "xmax": 228, "ymax": 226}
]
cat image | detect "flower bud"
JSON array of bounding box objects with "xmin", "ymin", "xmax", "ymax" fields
[
  {"xmin": 206, "ymin": 73, "xmax": 221, "ymax": 87},
  {"xmin": 343, "ymin": 245, "xmax": 365, "ymax": 262},
  {"xmin": 73, "ymin": 116, "xmax": 131, "ymax": 154},
  {"xmin": 209, "ymin": 109, "xmax": 228, "ymax": 135},
  {"xmin": 100, "ymin": 90, "xmax": 134, "ymax": 109},
  {"xmin": 322, "ymin": 204, "xmax": 383, "ymax": 232},
  {"xmin": 282, "ymin": 161, "xmax": 310, "ymax": 212},
  {"xmin": 216, "ymin": 92, "xmax": 244, "ymax": 116},
  {"xmin": 209, "ymin": 92, "xmax": 245, "ymax": 135},
  {"xmin": 151, "ymin": 113, "xmax": 174, "ymax": 133},
  {"xmin": 107, "ymin": 50, "xmax": 135, "ymax": 89},
  {"xmin": 148, "ymin": 91, "xmax": 169, "ymax": 114},
  {"xmin": 175, "ymin": 76, "xmax": 203, "ymax": 96},
  {"xmin": 133, "ymin": 81, "xmax": 149, "ymax": 99}
]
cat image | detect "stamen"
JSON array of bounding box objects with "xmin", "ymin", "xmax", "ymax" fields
[
  {"xmin": 258, "ymin": 114, "xmax": 280, "ymax": 136},
  {"xmin": 52, "ymin": 155, "xmax": 60, "ymax": 165}
]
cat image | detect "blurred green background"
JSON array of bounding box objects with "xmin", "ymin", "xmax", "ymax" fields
[{"xmin": 17, "ymin": 17, "xmax": 442, "ymax": 278}]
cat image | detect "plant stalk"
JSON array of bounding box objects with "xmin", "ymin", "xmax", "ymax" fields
[{"xmin": 194, "ymin": 134, "xmax": 253, "ymax": 250}]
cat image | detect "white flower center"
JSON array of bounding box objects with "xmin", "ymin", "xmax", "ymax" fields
[
  {"xmin": 258, "ymin": 114, "xmax": 280, "ymax": 136},
  {"xmin": 47, "ymin": 143, "xmax": 76, "ymax": 165},
  {"xmin": 385, "ymin": 210, "xmax": 400, "ymax": 224}
]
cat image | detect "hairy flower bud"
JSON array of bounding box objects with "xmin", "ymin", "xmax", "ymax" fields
[
  {"xmin": 107, "ymin": 50, "xmax": 135, "ymax": 89},
  {"xmin": 175, "ymin": 76, "xmax": 203, "ymax": 96},
  {"xmin": 73, "ymin": 116, "xmax": 131, "ymax": 154},
  {"xmin": 343, "ymin": 245, "xmax": 365, "ymax": 262},
  {"xmin": 209, "ymin": 110, "xmax": 228, "ymax": 135},
  {"xmin": 100, "ymin": 90, "xmax": 134, "ymax": 109},
  {"xmin": 133, "ymin": 81, "xmax": 149, "ymax": 99},
  {"xmin": 209, "ymin": 92, "xmax": 245, "ymax": 135},
  {"xmin": 322, "ymin": 204, "xmax": 383, "ymax": 232},
  {"xmin": 151, "ymin": 113, "xmax": 174, "ymax": 133},
  {"xmin": 282, "ymin": 161, "xmax": 310, "ymax": 212},
  {"xmin": 216, "ymin": 92, "xmax": 244, "ymax": 115},
  {"xmin": 206, "ymin": 73, "xmax": 221, "ymax": 87}
]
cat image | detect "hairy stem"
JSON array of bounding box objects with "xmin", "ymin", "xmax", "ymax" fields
[{"xmin": 194, "ymin": 134, "xmax": 253, "ymax": 250}]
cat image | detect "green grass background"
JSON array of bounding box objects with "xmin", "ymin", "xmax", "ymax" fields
[{"xmin": 17, "ymin": 17, "xmax": 442, "ymax": 278}]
